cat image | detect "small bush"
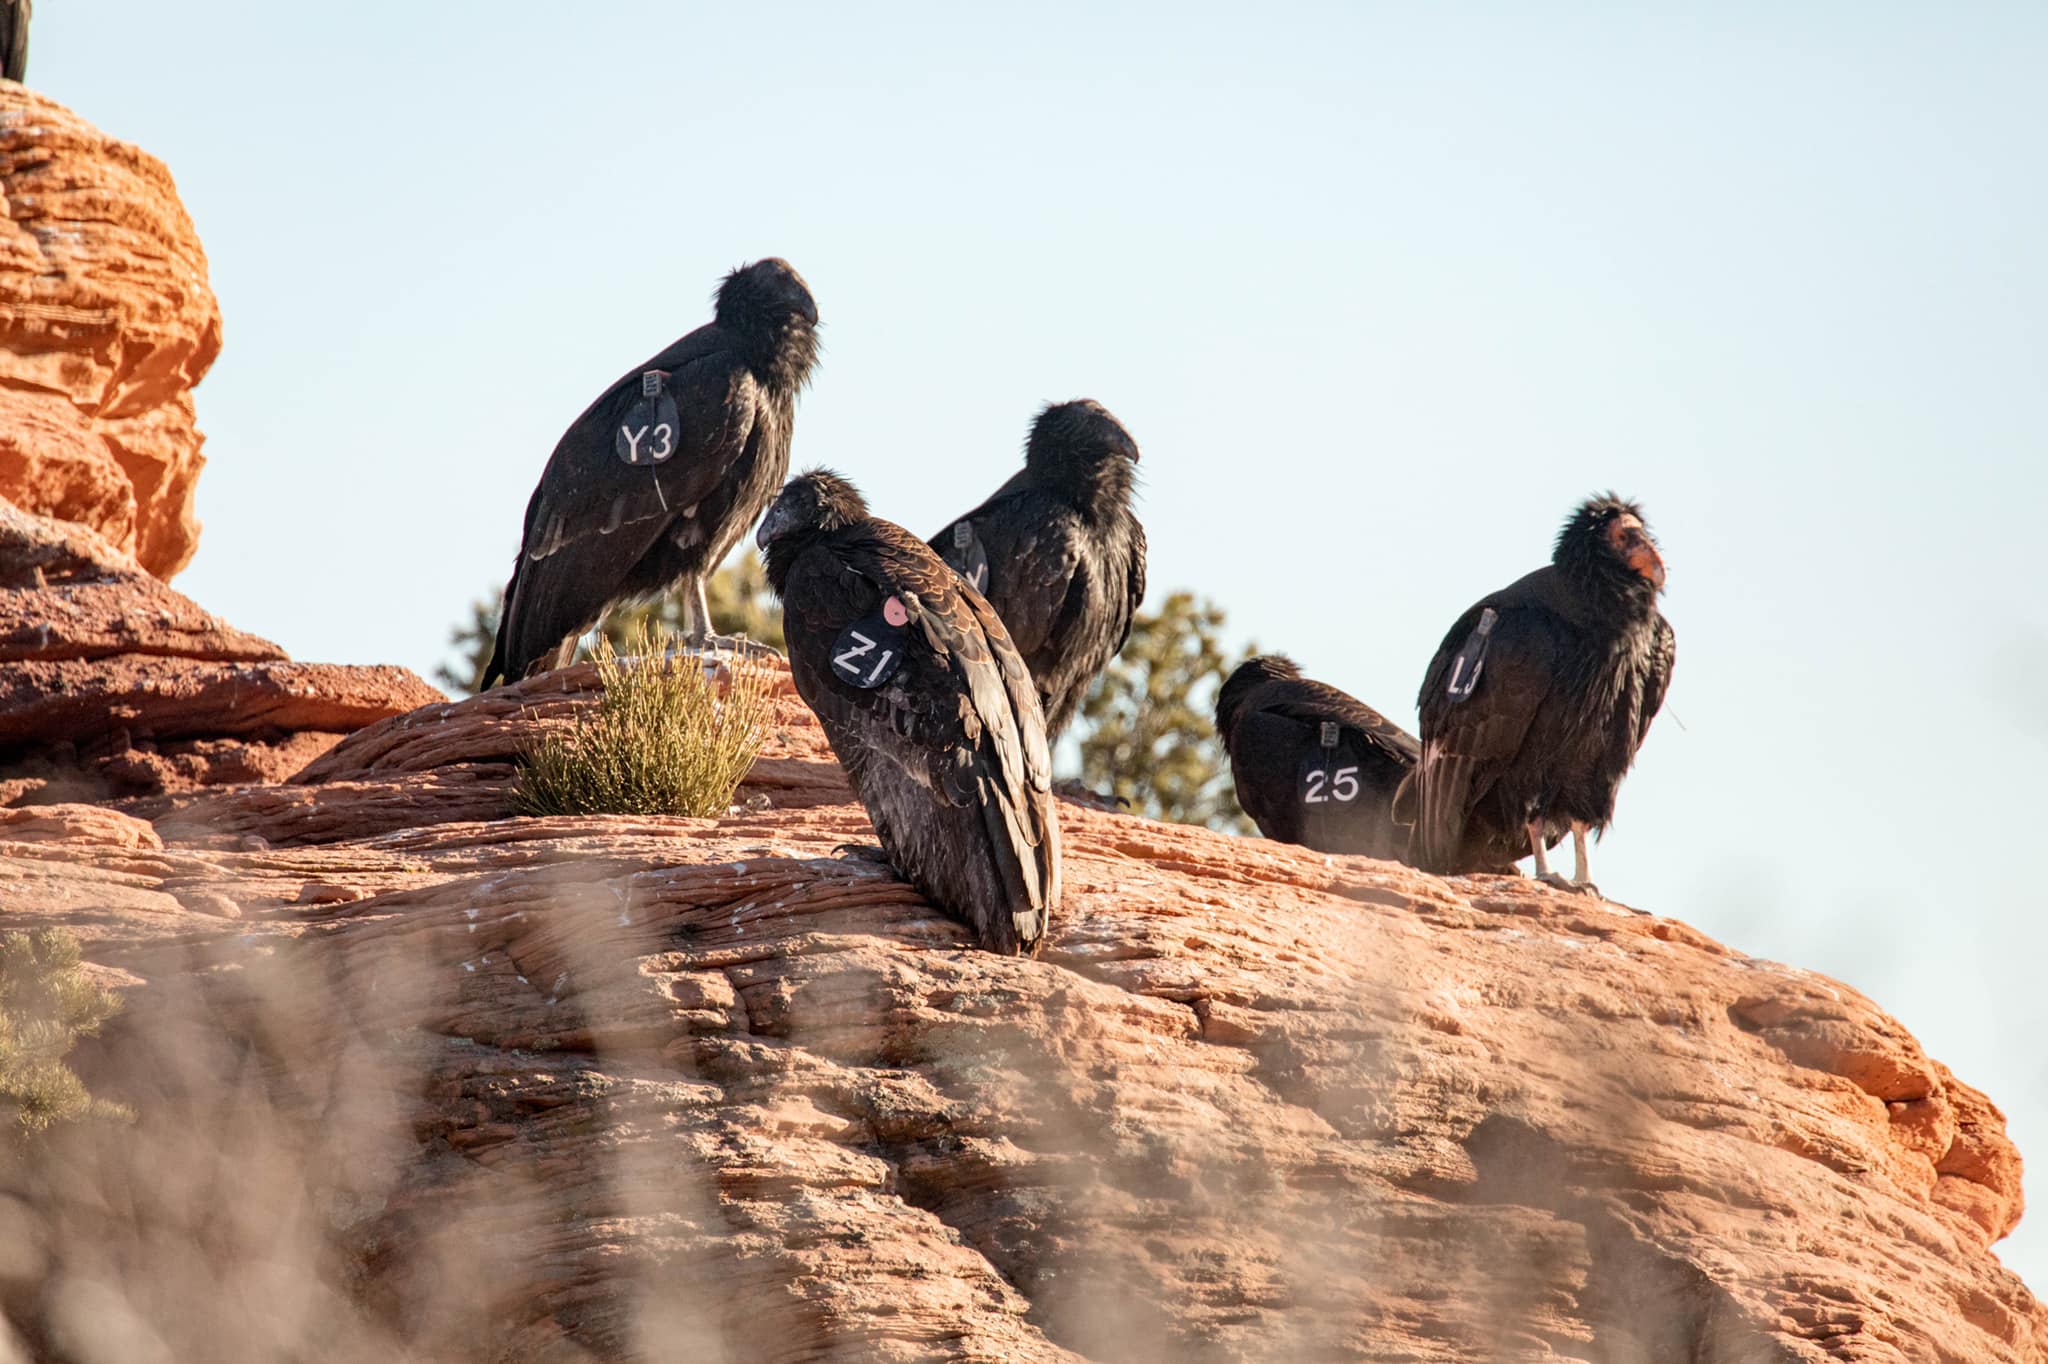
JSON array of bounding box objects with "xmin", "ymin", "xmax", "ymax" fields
[
  {"xmin": 513, "ymin": 623, "xmax": 773, "ymax": 818},
  {"xmin": 0, "ymin": 928, "xmax": 131, "ymax": 1143}
]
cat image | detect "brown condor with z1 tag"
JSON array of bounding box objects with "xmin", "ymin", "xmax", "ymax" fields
[
  {"xmin": 615, "ymin": 370, "xmax": 680, "ymax": 466},
  {"xmin": 829, "ymin": 594, "xmax": 912, "ymax": 690}
]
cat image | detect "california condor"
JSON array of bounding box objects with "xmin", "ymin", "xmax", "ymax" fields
[
  {"xmin": 480, "ymin": 258, "xmax": 818, "ymax": 688},
  {"xmin": 1401, "ymin": 495, "xmax": 1675, "ymax": 892},
  {"xmin": 760, "ymin": 470, "xmax": 1060, "ymax": 954},
  {"xmin": 1215, "ymin": 656, "xmax": 1419, "ymax": 859},
  {"xmin": 930, "ymin": 400, "xmax": 1145, "ymax": 738}
]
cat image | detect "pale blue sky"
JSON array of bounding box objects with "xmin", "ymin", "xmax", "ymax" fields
[{"xmin": 37, "ymin": 2, "xmax": 2047, "ymax": 1285}]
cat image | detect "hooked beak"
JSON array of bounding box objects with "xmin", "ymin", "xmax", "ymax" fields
[
  {"xmin": 1628, "ymin": 541, "xmax": 1668, "ymax": 591},
  {"xmin": 755, "ymin": 500, "xmax": 796, "ymax": 551}
]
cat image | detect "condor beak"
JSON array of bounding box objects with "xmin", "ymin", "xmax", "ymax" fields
[
  {"xmin": 1629, "ymin": 542, "xmax": 1668, "ymax": 591},
  {"xmin": 755, "ymin": 500, "xmax": 795, "ymax": 550}
]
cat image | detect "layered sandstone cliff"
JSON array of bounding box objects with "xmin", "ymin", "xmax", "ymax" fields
[
  {"xmin": 0, "ymin": 87, "xmax": 219, "ymax": 579},
  {"xmin": 0, "ymin": 632, "xmax": 2037, "ymax": 1361}
]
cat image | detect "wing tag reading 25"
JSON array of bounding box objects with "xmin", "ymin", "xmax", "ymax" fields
[
  {"xmin": 1444, "ymin": 607, "xmax": 1499, "ymax": 703},
  {"xmin": 948, "ymin": 521, "xmax": 991, "ymax": 594},
  {"xmin": 830, "ymin": 596, "xmax": 911, "ymax": 689},
  {"xmin": 1300, "ymin": 721, "xmax": 1363, "ymax": 809},
  {"xmin": 615, "ymin": 370, "xmax": 680, "ymax": 466}
]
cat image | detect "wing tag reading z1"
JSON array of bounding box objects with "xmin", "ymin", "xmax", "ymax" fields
[
  {"xmin": 947, "ymin": 520, "xmax": 991, "ymax": 594},
  {"xmin": 829, "ymin": 596, "xmax": 911, "ymax": 690},
  {"xmin": 1444, "ymin": 607, "xmax": 1499, "ymax": 703},
  {"xmin": 615, "ymin": 370, "xmax": 680, "ymax": 466}
]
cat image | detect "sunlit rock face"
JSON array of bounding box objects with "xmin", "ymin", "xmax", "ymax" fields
[
  {"xmin": 0, "ymin": 654, "xmax": 2036, "ymax": 1362},
  {"xmin": 0, "ymin": 86, "xmax": 220, "ymax": 580},
  {"xmin": 0, "ymin": 501, "xmax": 440, "ymax": 805}
]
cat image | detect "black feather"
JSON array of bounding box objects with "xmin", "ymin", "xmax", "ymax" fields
[
  {"xmin": 762, "ymin": 471, "xmax": 1061, "ymax": 955},
  {"xmin": 929, "ymin": 400, "xmax": 1146, "ymax": 739},
  {"xmin": 1216, "ymin": 656, "xmax": 1417, "ymax": 859}
]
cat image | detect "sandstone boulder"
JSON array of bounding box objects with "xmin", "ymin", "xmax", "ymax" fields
[
  {"xmin": 0, "ymin": 501, "xmax": 442, "ymax": 803},
  {"xmin": 0, "ymin": 668, "xmax": 2034, "ymax": 1362},
  {"xmin": 0, "ymin": 87, "xmax": 221, "ymax": 579}
]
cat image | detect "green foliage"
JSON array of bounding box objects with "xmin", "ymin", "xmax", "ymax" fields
[
  {"xmin": 0, "ymin": 928, "xmax": 130, "ymax": 1143},
  {"xmin": 438, "ymin": 551, "xmax": 786, "ymax": 697},
  {"xmin": 512, "ymin": 622, "xmax": 774, "ymax": 819},
  {"xmin": 1075, "ymin": 590, "xmax": 1253, "ymax": 833}
]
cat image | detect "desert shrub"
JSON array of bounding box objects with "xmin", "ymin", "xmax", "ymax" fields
[
  {"xmin": 512, "ymin": 623, "xmax": 773, "ymax": 818},
  {"xmin": 0, "ymin": 928, "xmax": 130, "ymax": 1143}
]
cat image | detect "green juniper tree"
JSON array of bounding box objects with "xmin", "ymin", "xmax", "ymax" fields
[
  {"xmin": 0, "ymin": 928, "xmax": 130, "ymax": 1144},
  {"xmin": 1074, "ymin": 590, "xmax": 1252, "ymax": 833}
]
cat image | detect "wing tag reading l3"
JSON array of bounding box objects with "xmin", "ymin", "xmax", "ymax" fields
[
  {"xmin": 616, "ymin": 370, "xmax": 681, "ymax": 466},
  {"xmin": 946, "ymin": 521, "xmax": 991, "ymax": 595},
  {"xmin": 830, "ymin": 597, "xmax": 910, "ymax": 690},
  {"xmin": 1445, "ymin": 607, "xmax": 1499, "ymax": 702}
]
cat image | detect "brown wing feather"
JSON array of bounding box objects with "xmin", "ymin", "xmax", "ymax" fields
[
  {"xmin": 1412, "ymin": 599, "xmax": 1558, "ymax": 873},
  {"xmin": 485, "ymin": 344, "xmax": 763, "ymax": 685},
  {"xmin": 1638, "ymin": 613, "xmax": 1676, "ymax": 746},
  {"xmin": 783, "ymin": 522, "xmax": 1058, "ymax": 952}
]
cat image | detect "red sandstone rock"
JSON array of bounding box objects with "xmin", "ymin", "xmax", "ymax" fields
[
  {"xmin": 0, "ymin": 502, "xmax": 442, "ymax": 801},
  {"xmin": 0, "ymin": 680, "xmax": 2034, "ymax": 1362},
  {"xmin": 0, "ymin": 501, "xmax": 278, "ymax": 662},
  {"xmin": 0, "ymin": 88, "xmax": 221, "ymax": 579}
]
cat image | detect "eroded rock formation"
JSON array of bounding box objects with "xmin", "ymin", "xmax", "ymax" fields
[
  {"xmin": 0, "ymin": 501, "xmax": 442, "ymax": 805},
  {"xmin": 0, "ymin": 658, "xmax": 2036, "ymax": 1363},
  {"xmin": 0, "ymin": 87, "xmax": 220, "ymax": 579}
]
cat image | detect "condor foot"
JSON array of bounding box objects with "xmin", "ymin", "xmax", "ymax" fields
[{"xmin": 673, "ymin": 634, "xmax": 785, "ymax": 663}]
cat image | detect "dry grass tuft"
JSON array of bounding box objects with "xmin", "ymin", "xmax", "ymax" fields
[{"xmin": 512, "ymin": 623, "xmax": 773, "ymax": 819}]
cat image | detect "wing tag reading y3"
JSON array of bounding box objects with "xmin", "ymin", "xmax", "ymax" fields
[
  {"xmin": 830, "ymin": 595, "xmax": 911, "ymax": 690},
  {"xmin": 1444, "ymin": 607, "xmax": 1499, "ymax": 702},
  {"xmin": 616, "ymin": 370, "xmax": 681, "ymax": 466},
  {"xmin": 947, "ymin": 521, "xmax": 991, "ymax": 594}
]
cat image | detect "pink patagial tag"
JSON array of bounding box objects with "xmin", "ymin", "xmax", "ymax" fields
[{"xmin": 882, "ymin": 596, "xmax": 910, "ymax": 628}]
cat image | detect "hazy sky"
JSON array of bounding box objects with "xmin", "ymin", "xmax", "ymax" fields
[{"xmin": 36, "ymin": 2, "xmax": 2047, "ymax": 1287}]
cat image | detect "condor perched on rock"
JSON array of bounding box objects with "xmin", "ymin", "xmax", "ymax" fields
[
  {"xmin": 760, "ymin": 470, "xmax": 1060, "ymax": 955},
  {"xmin": 1215, "ymin": 656, "xmax": 1418, "ymax": 859},
  {"xmin": 930, "ymin": 400, "xmax": 1145, "ymax": 738},
  {"xmin": 1401, "ymin": 495, "xmax": 1675, "ymax": 892},
  {"xmin": 1219, "ymin": 657, "xmax": 1535, "ymax": 868},
  {"xmin": 479, "ymin": 258, "xmax": 818, "ymax": 688}
]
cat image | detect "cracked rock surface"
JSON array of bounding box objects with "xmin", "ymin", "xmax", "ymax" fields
[{"xmin": 0, "ymin": 678, "xmax": 2037, "ymax": 1362}]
